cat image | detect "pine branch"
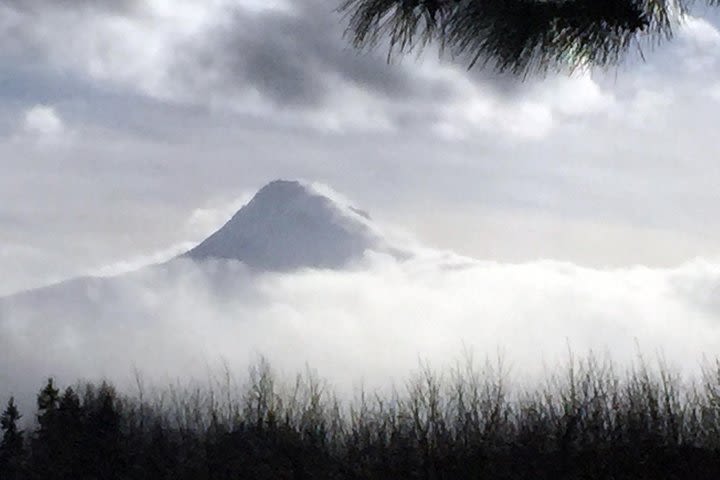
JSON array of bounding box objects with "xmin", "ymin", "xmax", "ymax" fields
[{"xmin": 339, "ymin": 0, "xmax": 703, "ymax": 75}]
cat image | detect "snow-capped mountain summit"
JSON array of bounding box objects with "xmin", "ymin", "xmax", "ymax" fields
[
  {"xmin": 184, "ymin": 180, "xmax": 391, "ymax": 270},
  {"xmin": 0, "ymin": 179, "xmax": 401, "ymax": 308}
]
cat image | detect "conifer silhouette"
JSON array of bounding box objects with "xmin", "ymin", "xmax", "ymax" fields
[
  {"xmin": 0, "ymin": 397, "xmax": 25, "ymax": 480},
  {"xmin": 339, "ymin": 0, "xmax": 715, "ymax": 75}
]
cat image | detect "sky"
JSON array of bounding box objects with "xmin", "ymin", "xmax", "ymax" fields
[
  {"xmin": 3, "ymin": 1, "xmax": 720, "ymax": 295},
  {"xmin": 4, "ymin": 0, "xmax": 720, "ymax": 405}
]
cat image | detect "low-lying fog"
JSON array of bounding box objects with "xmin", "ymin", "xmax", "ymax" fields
[{"xmin": 2, "ymin": 249, "xmax": 720, "ymax": 411}]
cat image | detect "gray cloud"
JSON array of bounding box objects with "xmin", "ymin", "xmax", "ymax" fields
[
  {"xmin": 176, "ymin": 0, "xmax": 457, "ymax": 108},
  {"xmin": 2, "ymin": 0, "xmax": 142, "ymax": 14},
  {"xmin": 0, "ymin": 0, "xmax": 552, "ymax": 134}
]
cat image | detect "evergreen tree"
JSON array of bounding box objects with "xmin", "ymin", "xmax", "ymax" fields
[
  {"xmin": 0, "ymin": 397, "xmax": 25, "ymax": 480},
  {"xmin": 339, "ymin": 0, "xmax": 718, "ymax": 75},
  {"xmin": 85, "ymin": 382, "xmax": 124, "ymax": 480},
  {"xmin": 36, "ymin": 378, "xmax": 59, "ymax": 426},
  {"xmin": 31, "ymin": 378, "xmax": 62, "ymax": 480},
  {"xmin": 53, "ymin": 387, "xmax": 85, "ymax": 479}
]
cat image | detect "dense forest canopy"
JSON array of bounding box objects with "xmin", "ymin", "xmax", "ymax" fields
[{"xmin": 340, "ymin": 0, "xmax": 719, "ymax": 75}]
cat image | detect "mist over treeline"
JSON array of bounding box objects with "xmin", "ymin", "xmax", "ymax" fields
[
  {"xmin": 4, "ymin": 355, "xmax": 720, "ymax": 479},
  {"xmin": 5, "ymin": 254, "xmax": 720, "ymax": 411}
]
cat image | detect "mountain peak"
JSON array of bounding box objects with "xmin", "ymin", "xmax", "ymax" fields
[
  {"xmin": 184, "ymin": 180, "xmax": 387, "ymax": 271},
  {"xmin": 252, "ymin": 179, "xmax": 309, "ymax": 201}
]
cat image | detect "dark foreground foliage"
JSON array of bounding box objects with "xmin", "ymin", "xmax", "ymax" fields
[
  {"xmin": 4, "ymin": 356, "xmax": 720, "ymax": 479},
  {"xmin": 340, "ymin": 0, "xmax": 720, "ymax": 75}
]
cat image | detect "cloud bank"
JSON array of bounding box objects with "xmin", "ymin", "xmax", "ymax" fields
[{"xmin": 2, "ymin": 250, "xmax": 720, "ymax": 411}]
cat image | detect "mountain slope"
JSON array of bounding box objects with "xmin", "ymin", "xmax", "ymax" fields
[
  {"xmin": 0, "ymin": 179, "xmax": 400, "ymax": 307},
  {"xmin": 184, "ymin": 180, "xmax": 389, "ymax": 270}
]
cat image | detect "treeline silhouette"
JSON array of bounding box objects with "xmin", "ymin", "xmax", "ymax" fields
[{"xmin": 3, "ymin": 355, "xmax": 720, "ymax": 479}]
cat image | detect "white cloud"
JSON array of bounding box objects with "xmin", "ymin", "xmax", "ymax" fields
[
  {"xmin": 185, "ymin": 193, "xmax": 254, "ymax": 237},
  {"xmin": 431, "ymin": 66, "xmax": 616, "ymax": 141},
  {"xmin": 89, "ymin": 241, "xmax": 196, "ymax": 277},
  {"xmin": 2, "ymin": 252, "xmax": 720, "ymax": 408},
  {"xmin": 533, "ymin": 72, "xmax": 615, "ymax": 117},
  {"xmin": 681, "ymin": 15, "xmax": 720, "ymax": 48},
  {"xmin": 433, "ymin": 77, "xmax": 554, "ymax": 141},
  {"xmin": 674, "ymin": 14, "xmax": 720, "ymax": 72},
  {"xmin": 22, "ymin": 104, "xmax": 64, "ymax": 137},
  {"xmin": 599, "ymin": 87, "xmax": 675, "ymax": 128}
]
